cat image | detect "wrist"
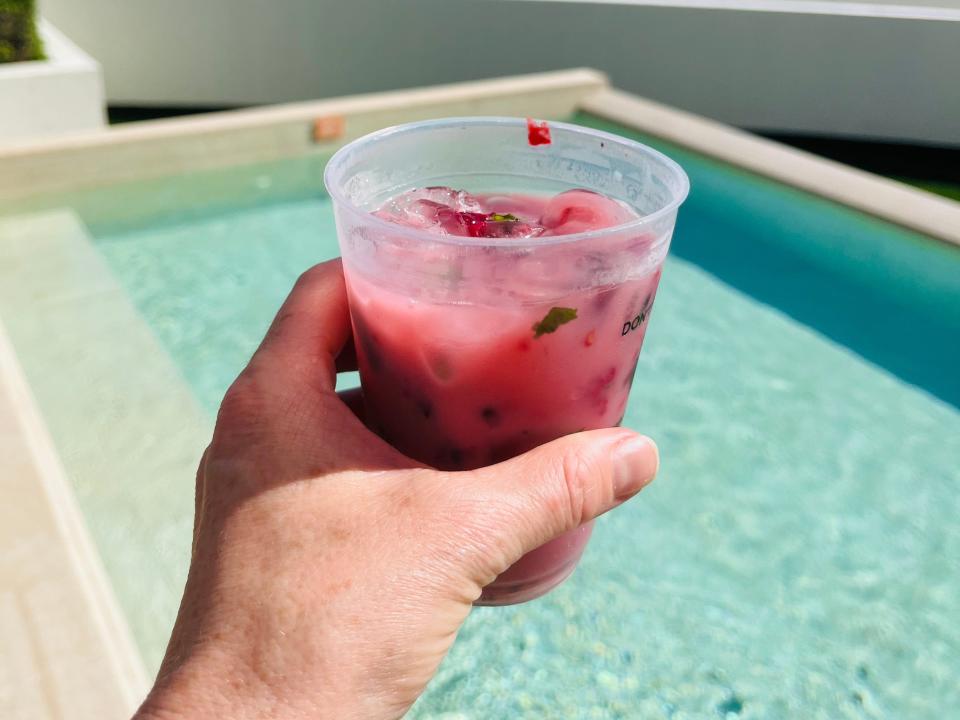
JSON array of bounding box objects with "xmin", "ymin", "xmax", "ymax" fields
[
  {"xmin": 135, "ymin": 659, "xmax": 271, "ymax": 720},
  {"xmin": 135, "ymin": 652, "xmax": 326, "ymax": 720},
  {"xmin": 134, "ymin": 645, "xmax": 379, "ymax": 720}
]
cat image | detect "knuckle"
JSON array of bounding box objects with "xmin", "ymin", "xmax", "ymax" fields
[
  {"xmin": 219, "ymin": 370, "xmax": 263, "ymax": 420},
  {"xmin": 558, "ymin": 446, "xmax": 606, "ymax": 527},
  {"xmin": 210, "ymin": 368, "xmax": 268, "ymax": 452},
  {"xmin": 263, "ymin": 310, "xmax": 296, "ymax": 346},
  {"xmin": 296, "ymin": 262, "xmax": 331, "ymax": 289},
  {"xmin": 560, "ymin": 447, "xmax": 613, "ymax": 529}
]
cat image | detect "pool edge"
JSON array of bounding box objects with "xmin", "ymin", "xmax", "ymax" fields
[
  {"xmin": 2, "ymin": 69, "xmax": 955, "ymax": 246},
  {"xmin": 581, "ymin": 88, "xmax": 960, "ymax": 247},
  {"xmin": 0, "ymin": 318, "xmax": 149, "ymax": 718},
  {"xmin": 0, "ymin": 68, "xmax": 610, "ymax": 201}
]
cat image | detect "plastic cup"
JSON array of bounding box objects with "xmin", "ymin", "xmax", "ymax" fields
[{"xmin": 324, "ymin": 117, "xmax": 688, "ymax": 605}]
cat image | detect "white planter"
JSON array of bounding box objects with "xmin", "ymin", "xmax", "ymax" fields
[{"xmin": 0, "ymin": 20, "xmax": 105, "ymax": 145}]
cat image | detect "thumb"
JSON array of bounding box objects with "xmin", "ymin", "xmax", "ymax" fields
[{"xmin": 452, "ymin": 429, "xmax": 659, "ymax": 571}]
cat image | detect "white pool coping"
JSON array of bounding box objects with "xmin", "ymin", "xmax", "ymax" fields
[
  {"xmin": 581, "ymin": 88, "xmax": 960, "ymax": 246},
  {"xmin": 0, "ymin": 67, "xmax": 956, "ymax": 245},
  {"xmin": 0, "ymin": 68, "xmax": 956, "ymax": 712},
  {"xmin": 0, "ymin": 68, "xmax": 608, "ymax": 199},
  {"xmin": 0, "ymin": 317, "xmax": 148, "ymax": 719}
]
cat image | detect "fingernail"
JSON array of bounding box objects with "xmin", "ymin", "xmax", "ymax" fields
[{"xmin": 612, "ymin": 434, "xmax": 659, "ymax": 500}]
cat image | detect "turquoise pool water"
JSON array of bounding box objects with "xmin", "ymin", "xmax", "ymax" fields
[
  {"xmin": 1, "ymin": 115, "xmax": 958, "ymax": 718},
  {"xmin": 574, "ymin": 114, "xmax": 960, "ymax": 411}
]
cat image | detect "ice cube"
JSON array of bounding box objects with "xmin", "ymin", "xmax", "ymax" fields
[
  {"xmin": 374, "ymin": 187, "xmax": 485, "ymax": 231},
  {"xmin": 375, "ymin": 186, "xmax": 546, "ymax": 238},
  {"xmin": 436, "ymin": 209, "xmax": 545, "ymax": 239},
  {"xmin": 420, "ymin": 186, "xmax": 484, "ymax": 212},
  {"xmin": 387, "ymin": 187, "xmax": 482, "ymax": 215}
]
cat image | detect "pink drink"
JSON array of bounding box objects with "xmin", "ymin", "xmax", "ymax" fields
[
  {"xmin": 324, "ymin": 117, "xmax": 688, "ymax": 606},
  {"xmin": 346, "ymin": 188, "xmax": 662, "ymax": 604}
]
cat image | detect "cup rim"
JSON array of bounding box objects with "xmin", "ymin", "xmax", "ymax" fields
[{"xmin": 323, "ymin": 116, "xmax": 690, "ymax": 248}]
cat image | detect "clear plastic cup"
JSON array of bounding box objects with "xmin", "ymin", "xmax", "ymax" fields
[{"xmin": 324, "ymin": 117, "xmax": 688, "ymax": 605}]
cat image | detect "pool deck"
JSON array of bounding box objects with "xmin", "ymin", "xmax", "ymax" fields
[
  {"xmin": 0, "ymin": 317, "xmax": 147, "ymax": 719},
  {"xmin": 0, "ymin": 68, "xmax": 958, "ymax": 716}
]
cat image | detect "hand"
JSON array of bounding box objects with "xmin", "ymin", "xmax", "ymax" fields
[{"xmin": 134, "ymin": 259, "xmax": 659, "ymax": 720}]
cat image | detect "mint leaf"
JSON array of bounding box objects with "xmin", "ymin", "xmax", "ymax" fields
[
  {"xmin": 532, "ymin": 307, "xmax": 578, "ymax": 338},
  {"xmin": 488, "ymin": 212, "xmax": 520, "ymax": 222}
]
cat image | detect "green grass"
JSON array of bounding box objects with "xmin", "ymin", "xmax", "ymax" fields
[
  {"xmin": 899, "ymin": 178, "xmax": 960, "ymax": 203},
  {"xmin": 0, "ymin": 0, "xmax": 44, "ymax": 63}
]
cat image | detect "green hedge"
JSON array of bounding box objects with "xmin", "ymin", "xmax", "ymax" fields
[{"xmin": 0, "ymin": 0, "xmax": 44, "ymax": 63}]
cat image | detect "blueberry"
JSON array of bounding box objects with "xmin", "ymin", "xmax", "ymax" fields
[
  {"xmin": 417, "ymin": 399, "xmax": 433, "ymax": 419},
  {"xmin": 480, "ymin": 406, "xmax": 501, "ymax": 427},
  {"xmin": 436, "ymin": 445, "xmax": 466, "ymax": 470}
]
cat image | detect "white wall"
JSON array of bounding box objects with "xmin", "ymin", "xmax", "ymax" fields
[{"xmin": 40, "ymin": 0, "xmax": 960, "ymax": 144}]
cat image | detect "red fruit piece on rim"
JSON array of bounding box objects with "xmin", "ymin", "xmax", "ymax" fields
[{"xmin": 526, "ymin": 117, "xmax": 552, "ymax": 146}]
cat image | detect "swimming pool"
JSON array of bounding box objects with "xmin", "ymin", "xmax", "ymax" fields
[{"xmin": 1, "ymin": 101, "xmax": 958, "ymax": 717}]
